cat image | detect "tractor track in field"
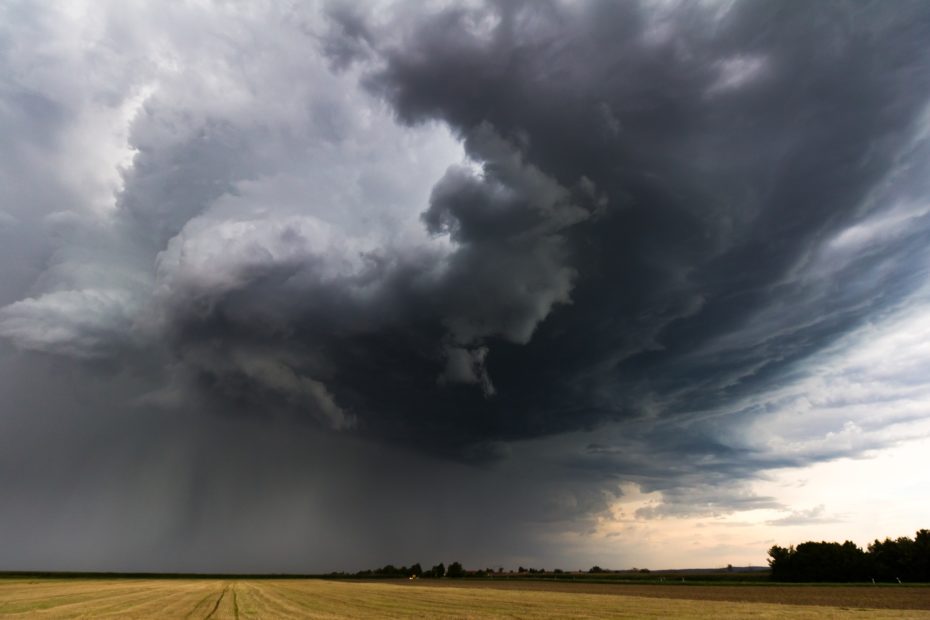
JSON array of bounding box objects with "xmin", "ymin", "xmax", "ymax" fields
[{"xmin": 203, "ymin": 585, "xmax": 227, "ymax": 620}]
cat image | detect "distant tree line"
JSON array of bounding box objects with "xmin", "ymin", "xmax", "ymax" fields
[
  {"xmin": 768, "ymin": 529, "xmax": 930, "ymax": 582},
  {"xmin": 347, "ymin": 564, "xmax": 659, "ymax": 578},
  {"xmin": 334, "ymin": 562, "xmax": 588, "ymax": 579},
  {"xmin": 336, "ymin": 561, "xmax": 471, "ymax": 579}
]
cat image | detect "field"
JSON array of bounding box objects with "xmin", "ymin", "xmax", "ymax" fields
[{"xmin": 1, "ymin": 577, "xmax": 929, "ymax": 619}]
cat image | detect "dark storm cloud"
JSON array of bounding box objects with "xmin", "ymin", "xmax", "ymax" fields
[
  {"xmin": 7, "ymin": 0, "xmax": 930, "ymax": 461},
  {"xmin": 316, "ymin": 0, "xmax": 930, "ymax": 453},
  {"xmin": 3, "ymin": 0, "xmax": 930, "ymax": 571}
]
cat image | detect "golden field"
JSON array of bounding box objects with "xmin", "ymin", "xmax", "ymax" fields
[{"xmin": 1, "ymin": 578, "xmax": 928, "ymax": 619}]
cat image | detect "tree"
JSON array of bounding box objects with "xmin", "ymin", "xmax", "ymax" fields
[
  {"xmin": 915, "ymin": 530, "xmax": 930, "ymax": 582},
  {"xmin": 409, "ymin": 563, "xmax": 422, "ymax": 577},
  {"xmin": 447, "ymin": 561, "xmax": 465, "ymax": 578},
  {"xmin": 429, "ymin": 563, "xmax": 445, "ymax": 578},
  {"xmin": 766, "ymin": 535, "xmax": 922, "ymax": 582},
  {"xmin": 869, "ymin": 537, "xmax": 912, "ymax": 581},
  {"xmin": 767, "ymin": 545, "xmax": 793, "ymax": 581},
  {"xmin": 774, "ymin": 541, "xmax": 868, "ymax": 582}
]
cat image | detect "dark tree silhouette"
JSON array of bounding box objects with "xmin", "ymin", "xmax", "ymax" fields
[{"xmin": 768, "ymin": 530, "xmax": 929, "ymax": 582}]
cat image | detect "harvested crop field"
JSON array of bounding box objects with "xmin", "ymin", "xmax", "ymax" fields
[
  {"xmin": 400, "ymin": 578, "xmax": 930, "ymax": 611},
  {"xmin": 1, "ymin": 578, "xmax": 929, "ymax": 619}
]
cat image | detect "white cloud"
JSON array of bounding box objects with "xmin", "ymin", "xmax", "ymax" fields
[
  {"xmin": 156, "ymin": 215, "xmax": 372, "ymax": 297},
  {"xmin": 729, "ymin": 296, "xmax": 930, "ymax": 463},
  {"xmin": 440, "ymin": 345, "xmax": 495, "ymax": 396},
  {"xmin": 765, "ymin": 504, "xmax": 840, "ymax": 527},
  {"xmin": 0, "ymin": 0, "xmax": 466, "ymax": 364},
  {"xmin": 0, "ymin": 289, "xmax": 138, "ymax": 358},
  {"xmin": 707, "ymin": 55, "xmax": 767, "ymax": 95}
]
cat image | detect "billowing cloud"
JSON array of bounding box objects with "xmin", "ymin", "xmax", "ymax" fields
[
  {"xmin": 0, "ymin": 288, "xmax": 138, "ymax": 359},
  {"xmin": 2, "ymin": 0, "xmax": 930, "ymax": 571}
]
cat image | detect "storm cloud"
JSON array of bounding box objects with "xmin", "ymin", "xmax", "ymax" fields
[{"xmin": 2, "ymin": 0, "xmax": 930, "ymax": 571}]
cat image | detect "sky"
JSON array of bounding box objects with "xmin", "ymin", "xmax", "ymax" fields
[{"xmin": 1, "ymin": 0, "xmax": 930, "ymax": 573}]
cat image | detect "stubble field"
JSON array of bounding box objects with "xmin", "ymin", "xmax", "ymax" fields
[{"xmin": 0, "ymin": 577, "xmax": 928, "ymax": 619}]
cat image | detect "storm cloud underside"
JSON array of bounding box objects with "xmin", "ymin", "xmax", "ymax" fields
[{"xmin": 2, "ymin": 0, "xmax": 930, "ymax": 571}]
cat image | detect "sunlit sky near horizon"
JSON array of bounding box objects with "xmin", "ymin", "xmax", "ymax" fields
[{"xmin": 1, "ymin": 0, "xmax": 929, "ymax": 572}]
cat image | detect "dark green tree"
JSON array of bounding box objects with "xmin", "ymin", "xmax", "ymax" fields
[
  {"xmin": 869, "ymin": 537, "xmax": 913, "ymax": 581},
  {"xmin": 777, "ymin": 541, "xmax": 867, "ymax": 582},
  {"xmin": 377, "ymin": 564, "xmax": 397, "ymax": 576},
  {"xmin": 767, "ymin": 545, "xmax": 793, "ymax": 581},
  {"xmin": 915, "ymin": 530, "xmax": 930, "ymax": 582},
  {"xmin": 768, "ymin": 531, "xmax": 930, "ymax": 582}
]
